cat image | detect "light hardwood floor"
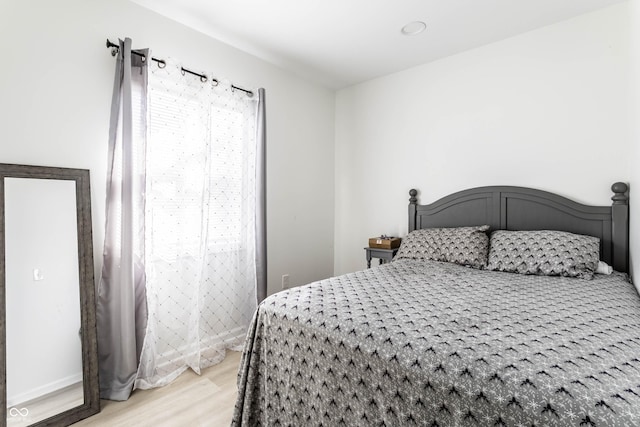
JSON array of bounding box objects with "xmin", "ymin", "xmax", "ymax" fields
[{"xmin": 75, "ymin": 351, "xmax": 241, "ymax": 427}]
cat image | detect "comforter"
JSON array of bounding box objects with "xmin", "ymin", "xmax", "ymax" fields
[{"xmin": 232, "ymin": 260, "xmax": 640, "ymax": 426}]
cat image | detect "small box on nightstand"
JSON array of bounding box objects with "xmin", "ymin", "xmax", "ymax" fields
[{"xmin": 368, "ymin": 236, "xmax": 401, "ymax": 249}]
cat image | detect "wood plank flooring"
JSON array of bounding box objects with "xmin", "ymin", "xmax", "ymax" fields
[{"xmin": 74, "ymin": 351, "xmax": 241, "ymax": 427}]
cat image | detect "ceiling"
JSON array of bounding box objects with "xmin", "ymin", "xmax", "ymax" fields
[{"xmin": 130, "ymin": 0, "xmax": 627, "ymax": 89}]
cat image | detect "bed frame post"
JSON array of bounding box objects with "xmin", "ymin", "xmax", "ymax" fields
[
  {"xmin": 611, "ymin": 182, "xmax": 629, "ymax": 274},
  {"xmin": 409, "ymin": 189, "xmax": 418, "ymax": 232}
]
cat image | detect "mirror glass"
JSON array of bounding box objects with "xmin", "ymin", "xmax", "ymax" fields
[
  {"xmin": 5, "ymin": 178, "xmax": 84, "ymax": 426},
  {"xmin": 1, "ymin": 164, "xmax": 100, "ymax": 427}
]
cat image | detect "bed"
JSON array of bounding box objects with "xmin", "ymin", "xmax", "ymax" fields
[{"xmin": 232, "ymin": 183, "xmax": 639, "ymax": 426}]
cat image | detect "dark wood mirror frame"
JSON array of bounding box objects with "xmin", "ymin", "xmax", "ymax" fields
[{"xmin": 0, "ymin": 164, "xmax": 100, "ymax": 426}]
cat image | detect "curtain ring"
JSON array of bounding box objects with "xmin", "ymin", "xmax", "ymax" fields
[
  {"xmin": 181, "ymin": 68, "xmax": 186, "ymax": 76},
  {"xmin": 200, "ymin": 75, "xmax": 207, "ymax": 83},
  {"xmin": 157, "ymin": 59, "xmax": 166, "ymax": 69}
]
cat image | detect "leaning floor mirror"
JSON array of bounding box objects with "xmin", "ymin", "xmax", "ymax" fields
[{"xmin": 0, "ymin": 164, "xmax": 99, "ymax": 426}]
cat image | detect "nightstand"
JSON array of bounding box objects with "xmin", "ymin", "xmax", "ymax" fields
[{"xmin": 364, "ymin": 247, "xmax": 399, "ymax": 268}]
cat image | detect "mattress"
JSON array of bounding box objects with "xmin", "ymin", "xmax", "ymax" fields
[{"xmin": 232, "ymin": 259, "xmax": 640, "ymax": 426}]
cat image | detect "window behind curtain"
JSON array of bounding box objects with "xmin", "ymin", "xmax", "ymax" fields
[{"xmin": 146, "ymin": 80, "xmax": 253, "ymax": 261}]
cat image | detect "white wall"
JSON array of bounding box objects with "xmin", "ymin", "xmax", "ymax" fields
[
  {"xmin": 0, "ymin": 0, "xmax": 335, "ymax": 297},
  {"xmin": 335, "ymin": 3, "xmax": 633, "ymax": 275}
]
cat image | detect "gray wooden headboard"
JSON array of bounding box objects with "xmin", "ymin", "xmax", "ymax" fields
[{"xmin": 408, "ymin": 183, "xmax": 629, "ymax": 274}]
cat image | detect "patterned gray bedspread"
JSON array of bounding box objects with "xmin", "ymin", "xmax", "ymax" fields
[{"xmin": 232, "ymin": 260, "xmax": 640, "ymax": 426}]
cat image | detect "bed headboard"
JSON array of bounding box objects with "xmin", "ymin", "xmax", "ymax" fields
[{"xmin": 408, "ymin": 183, "xmax": 629, "ymax": 274}]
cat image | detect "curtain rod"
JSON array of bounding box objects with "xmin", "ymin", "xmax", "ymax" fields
[{"xmin": 106, "ymin": 39, "xmax": 254, "ymax": 97}]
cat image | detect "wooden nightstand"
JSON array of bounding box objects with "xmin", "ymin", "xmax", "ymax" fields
[{"xmin": 364, "ymin": 247, "xmax": 399, "ymax": 268}]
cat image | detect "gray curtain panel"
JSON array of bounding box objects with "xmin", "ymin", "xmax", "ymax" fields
[
  {"xmin": 96, "ymin": 37, "xmax": 149, "ymax": 401},
  {"xmin": 256, "ymin": 88, "xmax": 267, "ymax": 304}
]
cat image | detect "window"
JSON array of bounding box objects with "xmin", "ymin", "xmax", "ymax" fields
[{"xmin": 146, "ymin": 75, "xmax": 256, "ymax": 262}]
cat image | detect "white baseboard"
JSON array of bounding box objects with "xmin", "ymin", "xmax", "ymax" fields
[{"xmin": 8, "ymin": 373, "xmax": 83, "ymax": 407}]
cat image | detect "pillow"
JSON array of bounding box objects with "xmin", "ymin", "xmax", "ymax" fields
[
  {"xmin": 395, "ymin": 225, "xmax": 490, "ymax": 269},
  {"xmin": 486, "ymin": 230, "xmax": 599, "ymax": 279}
]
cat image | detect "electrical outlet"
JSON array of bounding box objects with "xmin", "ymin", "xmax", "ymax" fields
[{"xmin": 282, "ymin": 274, "xmax": 290, "ymax": 289}]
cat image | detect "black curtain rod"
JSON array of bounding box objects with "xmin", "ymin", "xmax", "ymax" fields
[
  {"xmin": 106, "ymin": 39, "xmax": 254, "ymax": 97},
  {"xmin": 106, "ymin": 39, "xmax": 166, "ymax": 68}
]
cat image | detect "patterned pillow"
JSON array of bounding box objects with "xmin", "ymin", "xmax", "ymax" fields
[
  {"xmin": 486, "ymin": 230, "xmax": 599, "ymax": 279},
  {"xmin": 395, "ymin": 225, "xmax": 490, "ymax": 269}
]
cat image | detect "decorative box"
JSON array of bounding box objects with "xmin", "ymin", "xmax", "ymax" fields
[{"xmin": 368, "ymin": 236, "xmax": 401, "ymax": 249}]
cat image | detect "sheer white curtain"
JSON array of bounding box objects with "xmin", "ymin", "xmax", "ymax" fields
[{"xmin": 134, "ymin": 60, "xmax": 260, "ymax": 388}]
